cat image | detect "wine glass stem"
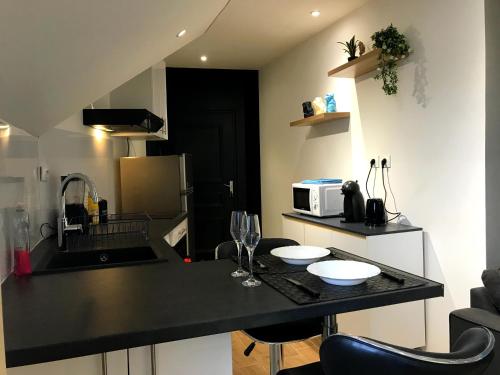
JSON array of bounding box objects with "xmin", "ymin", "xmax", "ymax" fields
[
  {"xmin": 248, "ymin": 249, "xmax": 254, "ymax": 279},
  {"xmin": 236, "ymin": 241, "xmax": 243, "ymax": 268}
]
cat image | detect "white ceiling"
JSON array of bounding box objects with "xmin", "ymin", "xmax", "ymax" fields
[
  {"xmin": 0, "ymin": 0, "xmax": 228, "ymax": 136},
  {"xmin": 165, "ymin": 0, "xmax": 371, "ymax": 69}
]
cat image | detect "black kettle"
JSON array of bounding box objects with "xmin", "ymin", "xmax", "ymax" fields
[
  {"xmin": 365, "ymin": 198, "xmax": 387, "ymax": 226},
  {"xmin": 341, "ymin": 181, "xmax": 365, "ymax": 223}
]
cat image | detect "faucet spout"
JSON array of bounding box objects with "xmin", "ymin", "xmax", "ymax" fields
[
  {"xmin": 58, "ymin": 173, "xmax": 99, "ymax": 248},
  {"xmin": 60, "ymin": 173, "xmax": 98, "ymax": 203}
]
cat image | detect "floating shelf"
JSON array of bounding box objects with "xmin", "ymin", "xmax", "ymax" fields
[
  {"xmin": 290, "ymin": 112, "xmax": 350, "ymax": 127},
  {"xmin": 328, "ymin": 49, "xmax": 381, "ymax": 78}
]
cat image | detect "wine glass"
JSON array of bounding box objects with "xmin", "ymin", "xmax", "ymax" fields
[
  {"xmin": 241, "ymin": 214, "xmax": 261, "ymax": 287},
  {"xmin": 230, "ymin": 211, "xmax": 249, "ymax": 278}
]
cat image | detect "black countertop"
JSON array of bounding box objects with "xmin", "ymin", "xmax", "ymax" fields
[
  {"xmin": 3, "ymin": 216, "xmax": 440, "ymax": 368},
  {"xmin": 30, "ymin": 214, "xmax": 188, "ymax": 273},
  {"xmin": 283, "ymin": 212, "xmax": 422, "ymax": 236}
]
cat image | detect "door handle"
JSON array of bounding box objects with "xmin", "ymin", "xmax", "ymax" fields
[{"xmin": 224, "ymin": 180, "xmax": 234, "ymax": 197}]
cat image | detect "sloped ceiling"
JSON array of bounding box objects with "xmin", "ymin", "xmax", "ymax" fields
[
  {"xmin": 165, "ymin": 0, "xmax": 370, "ymax": 69},
  {"xmin": 0, "ymin": 0, "xmax": 228, "ymax": 136}
]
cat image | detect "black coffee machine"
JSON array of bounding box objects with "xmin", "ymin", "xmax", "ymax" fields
[{"xmin": 341, "ymin": 181, "xmax": 365, "ymax": 223}]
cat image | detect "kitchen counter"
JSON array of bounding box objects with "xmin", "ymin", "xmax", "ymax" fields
[
  {"xmin": 283, "ymin": 212, "xmax": 422, "ymax": 236},
  {"xmin": 2, "ymin": 215, "xmax": 440, "ymax": 368}
]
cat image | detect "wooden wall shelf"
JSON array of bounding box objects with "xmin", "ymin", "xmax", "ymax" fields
[
  {"xmin": 290, "ymin": 112, "xmax": 350, "ymax": 127},
  {"xmin": 328, "ymin": 49, "xmax": 381, "ymax": 78}
]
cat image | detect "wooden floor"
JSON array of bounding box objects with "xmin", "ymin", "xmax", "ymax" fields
[{"xmin": 232, "ymin": 332, "xmax": 321, "ymax": 375}]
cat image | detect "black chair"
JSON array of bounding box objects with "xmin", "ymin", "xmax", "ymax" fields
[
  {"xmin": 215, "ymin": 238, "xmax": 323, "ymax": 375},
  {"xmin": 278, "ymin": 327, "xmax": 495, "ymax": 375},
  {"xmin": 450, "ymin": 287, "xmax": 500, "ymax": 375}
]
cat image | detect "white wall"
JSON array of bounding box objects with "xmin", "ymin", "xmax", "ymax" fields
[
  {"xmin": 259, "ymin": 0, "xmax": 485, "ymax": 351},
  {"xmin": 38, "ymin": 112, "xmax": 127, "ymax": 216}
]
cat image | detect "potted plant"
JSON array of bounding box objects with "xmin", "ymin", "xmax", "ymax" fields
[
  {"xmin": 371, "ymin": 24, "xmax": 411, "ymax": 95},
  {"xmin": 338, "ymin": 35, "xmax": 359, "ymax": 61}
]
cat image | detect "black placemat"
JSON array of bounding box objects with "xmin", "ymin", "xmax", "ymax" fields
[
  {"xmin": 236, "ymin": 252, "xmax": 336, "ymax": 274},
  {"xmin": 260, "ymin": 269, "xmax": 426, "ymax": 305}
]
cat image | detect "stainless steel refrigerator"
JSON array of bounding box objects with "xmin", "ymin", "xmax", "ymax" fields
[{"xmin": 119, "ymin": 154, "xmax": 195, "ymax": 257}]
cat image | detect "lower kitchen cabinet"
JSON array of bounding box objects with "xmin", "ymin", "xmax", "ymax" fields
[
  {"xmin": 7, "ymin": 334, "xmax": 232, "ymax": 375},
  {"xmin": 125, "ymin": 334, "xmax": 232, "ymax": 375},
  {"xmin": 156, "ymin": 333, "xmax": 232, "ymax": 375},
  {"xmin": 7, "ymin": 355, "xmax": 102, "ymax": 375},
  {"xmin": 283, "ymin": 216, "xmax": 426, "ymax": 349}
]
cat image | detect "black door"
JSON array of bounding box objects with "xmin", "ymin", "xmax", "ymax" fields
[{"xmin": 148, "ymin": 68, "xmax": 261, "ymax": 260}]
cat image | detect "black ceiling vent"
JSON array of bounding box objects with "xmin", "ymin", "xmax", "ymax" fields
[{"xmin": 82, "ymin": 109, "xmax": 164, "ymax": 133}]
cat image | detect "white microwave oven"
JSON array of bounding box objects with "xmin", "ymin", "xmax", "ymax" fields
[{"xmin": 292, "ymin": 183, "xmax": 343, "ymax": 217}]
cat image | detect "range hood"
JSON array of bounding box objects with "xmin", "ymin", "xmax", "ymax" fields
[{"xmin": 82, "ymin": 108, "xmax": 164, "ymax": 134}]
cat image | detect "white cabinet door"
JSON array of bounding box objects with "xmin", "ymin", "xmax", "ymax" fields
[
  {"xmin": 282, "ymin": 217, "xmax": 304, "ymax": 244},
  {"xmin": 7, "ymin": 349, "xmax": 155, "ymax": 375},
  {"xmin": 7, "ymin": 355, "xmax": 102, "ymax": 375},
  {"xmin": 303, "ymin": 223, "xmax": 333, "ymax": 247},
  {"xmin": 156, "ymin": 334, "xmax": 232, "ymax": 375},
  {"xmin": 129, "ymin": 347, "xmax": 153, "ymax": 375},
  {"xmin": 105, "ymin": 350, "xmax": 127, "ymax": 375},
  {"xmin": 364, "ymin": 232, "xmax": 425, "ymax": 348}
]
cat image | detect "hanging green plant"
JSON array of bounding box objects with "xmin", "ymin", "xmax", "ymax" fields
[{"xmin": 371, "ymin": 24, "xmax": 411, "ymax": 95}]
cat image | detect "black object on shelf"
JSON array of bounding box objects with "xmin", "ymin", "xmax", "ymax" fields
[
  {"xmin": 82, "ymin": 109, "xmax": 164, "ymax": 133},
  {"xmin": 365, "ymin": 198, "xmax": 387, "ymax": 226},
  {"xmin": 98, "ymin": 199, "xmax": 108, "ymax": 224},
  {"xmin": 341, "ymin": 181, "xmax": 365, "ymax": 223},
  {"xmin": 302, "ymin": 101, "xmax": 314, "ymax": 118}
]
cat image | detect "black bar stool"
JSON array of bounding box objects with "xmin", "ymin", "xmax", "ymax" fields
[{"xmin": 215, "ymin": 238, "xmax": 323, "ymax": 375}]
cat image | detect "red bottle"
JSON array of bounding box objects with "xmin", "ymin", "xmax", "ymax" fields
[{"xmin": 13, "ymin": 205, "xmax": 32, "ymax": 276}]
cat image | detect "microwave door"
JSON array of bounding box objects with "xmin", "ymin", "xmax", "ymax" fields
[{"xmin": 293, "ymin": 187, "xmax": 311, "ymax": 213}]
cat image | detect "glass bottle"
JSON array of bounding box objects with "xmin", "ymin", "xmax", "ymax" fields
[{"xmin": 13, "ymin": 204, "xmax": 32, "ymax": 276}]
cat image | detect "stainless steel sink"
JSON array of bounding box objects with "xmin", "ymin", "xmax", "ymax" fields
[{"xmin": 33, "ymin": 246, "xmax": 164, "ymax": 274}]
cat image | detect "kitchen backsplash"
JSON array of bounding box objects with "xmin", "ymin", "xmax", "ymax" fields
[{"xmin": 0, "ymin": 115, "xmax": 127, "ymax": 282}]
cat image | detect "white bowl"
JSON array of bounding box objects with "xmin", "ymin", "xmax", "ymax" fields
[
  {"xmin": 307, "ymin": 260, "xmax": 381, "ymax": 286},
  {"xmin": 270, "ymin": 246, "xmax": 331, "ymax": 265}
]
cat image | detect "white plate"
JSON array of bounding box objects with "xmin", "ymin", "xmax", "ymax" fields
[
  {"xmin": 270, "ymin": 246, "xmax": 331, "ymax": 265},
  {"xmin": 307, "ymin": 260, "xmax": 381, "ymax": 286}
]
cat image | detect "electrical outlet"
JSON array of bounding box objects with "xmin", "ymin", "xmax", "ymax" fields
[
  {"xmin": 369, "ymin": 157, "xmax": 380, "ymax": 168},
  {"xmin": 39, "ymin": 166, "xmax": 50, "ymax": 181},
  {"xmin": 380, "ymin": 155, "xmax": 392, "ymax": 168}
]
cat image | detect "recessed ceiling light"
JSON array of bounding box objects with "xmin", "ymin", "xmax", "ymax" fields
[
  {"xmin": 310, "ymin": 10, "xmax": 321, "ymax": 17},
  {"xmin": 200, "ymin": 55, "xmax": 208, "ymax": 62},
  {"xmin": 176, "ymin": 29, "xmax": 187, "ymax": 38},
  {"xmin": 0, "ymin": 119, "xmax": 10, "ymax": 130}
]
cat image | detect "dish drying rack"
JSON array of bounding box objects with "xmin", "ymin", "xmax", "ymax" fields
[{"xmin": 65, "ymin": 213, "xmax": 151, "ymax": 252}]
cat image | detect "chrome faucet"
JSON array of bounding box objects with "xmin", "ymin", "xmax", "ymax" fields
[{"xmin": 58, "ymin": 173, "xmax": 99, "ymax": 248}]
